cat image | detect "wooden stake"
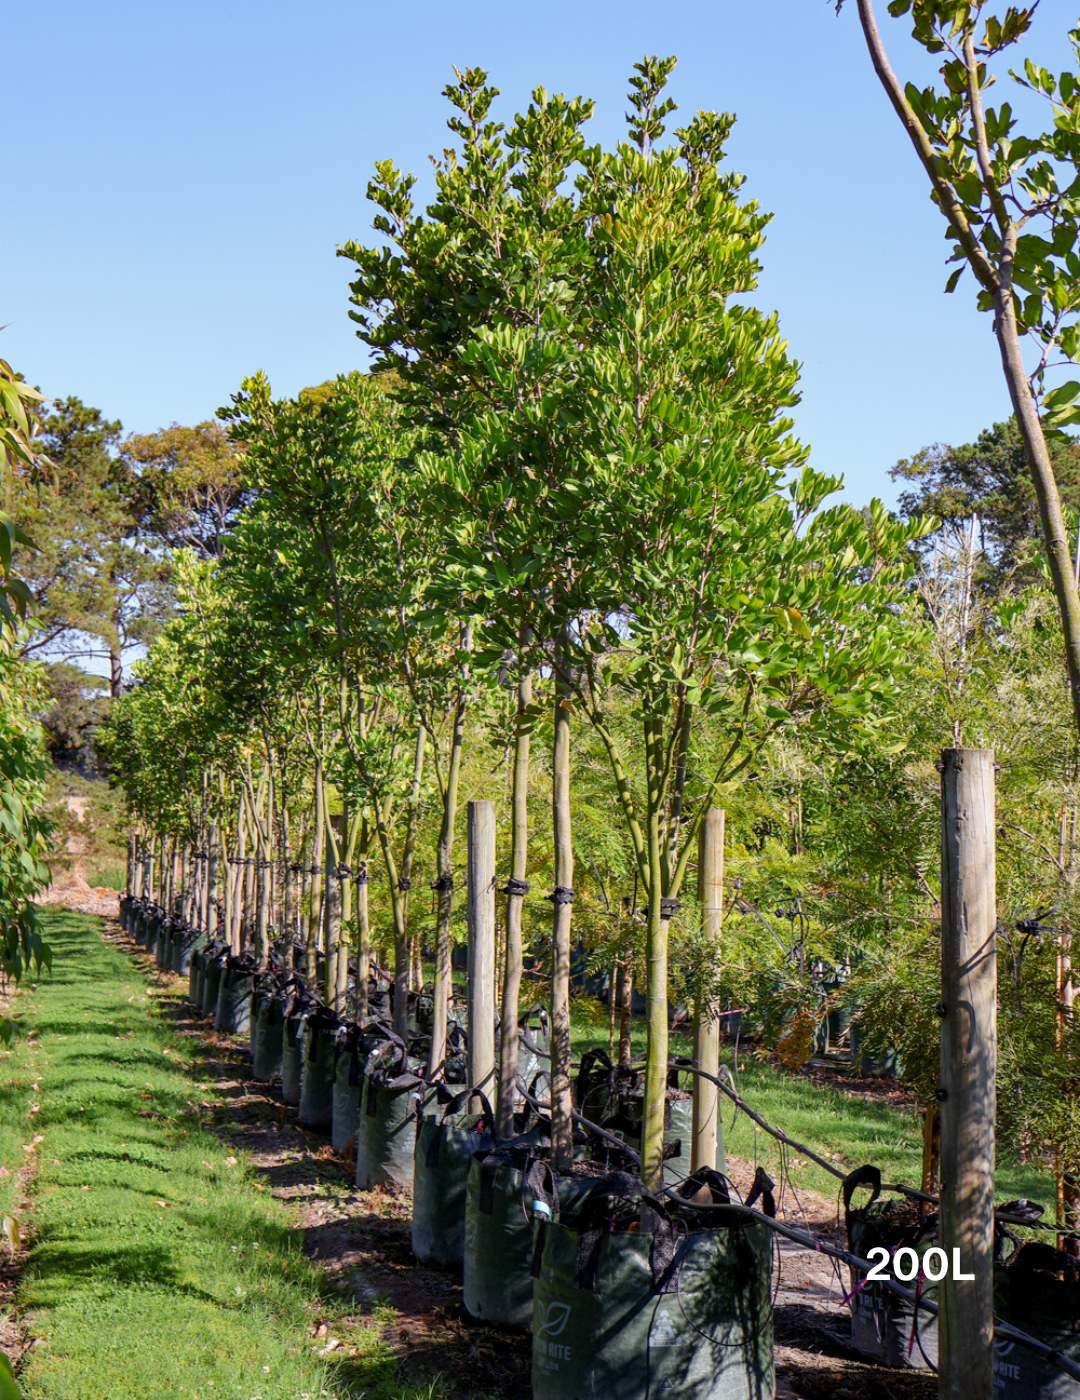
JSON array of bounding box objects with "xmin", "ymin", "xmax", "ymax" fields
[
  {"xmin": 692, "ymin": 808, "xmax": 724, "ymax": 1172},
  {"xmin": 467, "ymin": 800, "xmax": 496, "ymax": 1108},
  {"xmin": 939, "ymin": 747, "xmax": 996, "ymax": 1400}
]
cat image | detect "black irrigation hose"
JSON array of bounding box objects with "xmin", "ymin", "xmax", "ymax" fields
[
  {"xmin": 511, "ymin": 1061, "xmax": 1080, "ymax": 1381},
  {"xmin": 672, "ymin": 1058, "xmax": 1070, "ymax": 1237}
]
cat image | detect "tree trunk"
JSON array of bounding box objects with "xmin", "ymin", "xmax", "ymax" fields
[
  {"xmin": 619, "ymin": 958, "xmax": 633, "ymax": 1067},
  {"xmin": 324, "ymin": 836, "xmax": 342, "ymax": 1009},
  {"xmin": 496, "ymin": 660, "xmax": 533, "ymax": 1137},
  {"xmin": 392, "ymin": 727, "xmax": 426, "ymax": 1040},
  {"xmin": 550, "ymin": 647, "xmax": 574, "ymax": 1170},
  {"xmin": 110, "ymin": 648, "xmax": 123, "ymax": 700},
  {"xmin": 306, "ymin": 758, "xmax": 326, "ymax": 986},
  {"xmin": 641, "ymin": 802, "xmax": 669, "ymax": 1191},
  {"xmin": 428, "ymin": 691, "xmax": 468, "ymax": 1078},
  {"xmin": 992, "ymin": 296, "xmax": 1080, "ymax": 735},
  {"xmin": 354, "ymin": 816, "xmax": 372, "ymax": 1025}
]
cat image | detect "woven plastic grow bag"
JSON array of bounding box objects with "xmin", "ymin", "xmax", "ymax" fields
[
  {"xmin": 281, "ymin": 1011, "xmax": 306, "ymax": 1106},
  {"xmin": 299, "ymin": 1009, "xmax": 341, "ymax": 1131},
  {"xmin": 170, "ymin": 920, "xmax": 200, "ymax": 977},
  {"xmin": 154, "ymin": 912, "xmax": 170, "ymax": 968},
  {"xmin": 461, "ymin": 1137, "xmax": 607, "ymax": 1329},
  {"xmin": 200, "ymin": 950, "xmax": 227, "ymax": 1019},
  {"xmin": 355, "ymin": 1037, "xmax": 426, "ymax": 1192},
  {"xmin": 412, "ymin": 1091, "xmax": 497, "ymax": 1268},
  {"xmin": 332, "ymin": 1028, "xmax": 384, "ymax": 1154},
  {"xmin": 843, "ymin": 1166, "xmax": 939, "ymax": 1370},
  {"xmin": 215, "ymin": 955, "xmax": 255, "ymax": 1036},
  {"xmin": 252, "ymin": 988, "xmax": 286, "ymax": 1083},
  {"xmin": 993, "ymin": 1239, "xmax": 1080, "ymax": 1399},
  {"xmin": 531, "ymin": 1167, "xmax": 775, "ymax": 1400}
]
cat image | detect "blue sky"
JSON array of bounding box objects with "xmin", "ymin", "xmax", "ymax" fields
[{"xmin": 3, "ymin": 1, "xmax": 1075, "ymax": 508}]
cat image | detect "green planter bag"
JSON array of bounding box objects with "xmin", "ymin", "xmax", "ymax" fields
[
  {"xmin": 215, "ymin": 955, "xmax": 255, "ymax": 1036},
  {"xmin": 171, "ymin": 920, "xmax": 200, "ymax": 976},
  {"xmin": 994, "ymin": 1240, "xmax": 1080, "ymax": 1400},
  {"xmin": 200, "ymin": 952, "xmax": 226, "ymax": 1020},
  {"xmin": 299, "ymin": 1009, "xmax": 340, "ymax": 1131},
  {"xmin": 843, "ymin": 1167, "xmax": 938, "ymax": 1370},
  {"xmin": 188, "ymin": 947, "xmax": 203, "ymax": 1007},
  {"xmin": 281, "ymin": 1011, "xmax": 306, "ymax": 1106},
  {"xmin": 332, "ymin": 1028, "xmax": 383, "ymax": 1154},
  {"xmin": 531, "ymin": 1167, "xmax": 774, "ymax": 1400},
  {"xmin": 355, "ymin": 1037, "xmax": 426, "ymax": 1192},
  {"xmin": 462, "ymin": 1139, "xmax": 599, "ymax": 1329},
  {"xmin": 412, "ymin": 1090, "xmax": 497, "ymax": 1268},
  {"xmin": 252, "ymin": 989, "xmax": 286, "ymax": 1083}
]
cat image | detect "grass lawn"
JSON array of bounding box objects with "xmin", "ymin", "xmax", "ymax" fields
[{"xmin": 3, "ymin": 910, "xmax": 412, "ymax": 1400}]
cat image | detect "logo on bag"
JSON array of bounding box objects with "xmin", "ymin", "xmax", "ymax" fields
[
  {"xmin": 651, "ymin": 1308, "xmax": 679, "ymax": 1347},
  {"xmin": 536, "ymin": 1301, "xmax": 571, "ymax": 1338}
]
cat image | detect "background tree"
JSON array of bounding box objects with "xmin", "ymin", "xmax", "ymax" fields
[
  {"xmin": 892, "ymin": 418, "xmax": 1080, "ymax": 587},
  {"xmin": 122, "ymin": 421, "xmax": 248, "ymax": 559},
  {"xmin": 13, "ymin": 397, "xmax": 170, "ymax": 694}
]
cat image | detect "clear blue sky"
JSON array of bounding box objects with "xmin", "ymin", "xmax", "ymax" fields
[{"xmin": 3, "ymin": 1, "xmax": 1075, "ymax": 508}]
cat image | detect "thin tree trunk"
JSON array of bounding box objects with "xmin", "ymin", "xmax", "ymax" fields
[
  {"xmin": 550, "ymin": 645, "xmax": 574, "ymax": 1170},
  {"xmin": 496, "ymin": 658, "xmax": 533, "ymax": 1137},
  {"xmin": 307, "ymin": 758, "xmax": 326, "ymax": 985},
  {"xmin": 855, "ymin": 0, "xmax": 1080, "ymax": 738},
  {"xmin": 428, "ymin": 689, "xmax": 468, "ymax": 1079},
  {"xmin": 641, "ymin": 778, "xmax": 670, "ymax": 1191},
  {"xmin": 619, "ymin": 958, "xmax": 633, "ymax": 1067}
]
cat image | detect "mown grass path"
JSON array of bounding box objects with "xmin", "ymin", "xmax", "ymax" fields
[{"xmin": 4, "ymin": 910, "xmax": 386, "ymax": 1400}]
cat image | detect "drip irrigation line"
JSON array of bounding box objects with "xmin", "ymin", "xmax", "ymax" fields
[{"xmin": 672, "ymin": 1059, "xmax": 1070, "ymax": 1237}]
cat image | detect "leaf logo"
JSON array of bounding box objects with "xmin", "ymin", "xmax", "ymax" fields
[{"xmin": 536, "ymin": 1301, "xmax": 571, "ymax": 1338}]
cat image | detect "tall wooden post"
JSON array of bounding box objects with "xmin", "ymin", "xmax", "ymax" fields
[
  {"xmin": 132, "ymin": 835, "xmax": 143, "ymax": 900},
  {"xmin": 127, "ymin": 831, "xmax": 137, "ymax": 896},
  {"xmin": 467, "ymin": 801, "xmax": 496, "ymax": 1108},
  {"xmin": 692, "ymin": 808, "xmax": 724, "ymax": 1172},
  {"xmin": 939, "ymin": 748, "xmax": 996, "ymax": 1400}
]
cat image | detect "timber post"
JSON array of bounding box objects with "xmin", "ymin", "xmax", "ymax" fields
[
  {"xmin": 939, "ymin": 747, "xmax": 996, "ymax": 1400},
  {"xmin": 692, "ymin": 807, "xmax": 724, "ymax": 1172}
]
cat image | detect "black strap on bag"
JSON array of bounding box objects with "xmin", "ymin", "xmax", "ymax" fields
[
  {"xmin": 423, "ymin": 1089, "xmax": 496, "ymax": 1168},
  {"xmin": 841, "ymin": 1164, "xmax": 882, "ymax": 1234},
  {"xmin": 745, "ymin": 1165, "xmax": 778, "ymax": 1221}
]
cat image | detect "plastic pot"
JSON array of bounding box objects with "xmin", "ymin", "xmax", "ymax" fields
[{"xmin": 531, "ymin": 1170, "xmax": 774, "ymax": 1400}]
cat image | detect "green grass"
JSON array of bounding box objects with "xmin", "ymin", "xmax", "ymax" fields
[
  {"xmin": 570, "ymin": 998, "xmax": 1055, "ymax": 1210},
  {"xmin": 3, "ymin": 910, "xmax": 409, "ymax": 1400}
]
